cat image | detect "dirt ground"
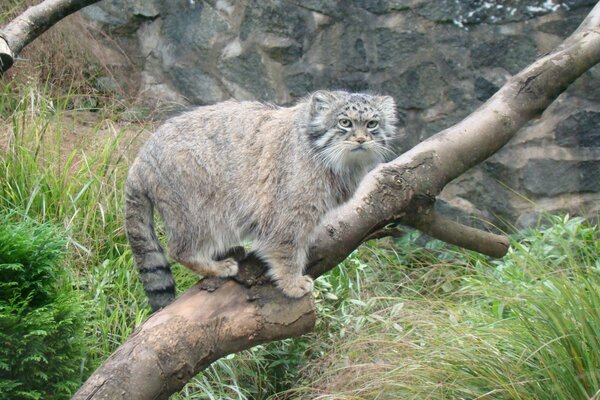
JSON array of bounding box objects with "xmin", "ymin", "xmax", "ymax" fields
[{"xmin": 0, "ymin": 107, "xmax": 153, "ymax": 175}]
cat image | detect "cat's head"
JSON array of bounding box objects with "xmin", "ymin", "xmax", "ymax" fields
[{"xmin": 306, "ymin": 90, "xmax": 398, "ymax": 174}]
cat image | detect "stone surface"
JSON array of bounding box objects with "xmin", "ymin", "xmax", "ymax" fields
[
  {"xmin": 374, "ymin": 29, "xmax": 429, "ymax": 70},
  {"xmin": 81, "ymin": 0, "xmax": 600, "ymax": 228},
  {"xmin": 523, "ymin": 160, "xmax": 600, "ymax": 196},
  {"xmin": 170, "ymin": 66, "xmax": 225, "ymax": 105},
  {"xmin": 474, "ymin": 77, "xmax": 499, "ymax": 102},
  {"xmin": 240, "ymin": 0, "xmax": 308, "ymax": 41},
  {"xmin": 555, "ymin": 111, "xmax": 600, "ymax": 148},
  {"xmin": 471, "ymin": 34, "xmax": 538, "ymax": 75},
  {"xmin": 219, "ymin": 49, "xmax": 276, "ymax": 101},
  {"xmin": 415, "ymin": 0, "xmax": 564, "ymax": 25},
  {"xmin": 384, "ymin": 62, "xmax": 446, "ymax": 109}
]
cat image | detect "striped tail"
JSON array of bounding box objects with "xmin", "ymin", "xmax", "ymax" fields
[{"xmin": 124, "ymin": 181, "xmax": 175, "ymax": 311}]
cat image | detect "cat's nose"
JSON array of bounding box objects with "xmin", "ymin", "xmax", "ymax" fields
[{"xmin": 355, "ymin": 136, "xmax": 367, "ymax": 144}]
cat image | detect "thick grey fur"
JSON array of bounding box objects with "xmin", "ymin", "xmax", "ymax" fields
[{"xmin": 125, "ymin": 90, "xmax": 398, "ymax": 311}]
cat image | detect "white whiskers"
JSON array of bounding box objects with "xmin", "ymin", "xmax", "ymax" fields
[
  {"xmin": 371, "ymin": 141, "xmax": 397, "ymax": 161},
  {"xmin": 315, "ymin": 141, "xmax": 348, "ymax": 173}
]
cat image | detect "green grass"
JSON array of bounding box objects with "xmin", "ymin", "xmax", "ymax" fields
[
  {"xmin": 284, "ymin": 216, "xmax": 600, "ymax": 399},
  {"xmin": 1, "ymin": 82, "xmax": 599, "ymax": 399},
  {"xmin": 0, "ymin": 82, "xmax": 149, "ymax": 372},
  {"xmin": 173, "ymin": 216, "xmax": 600, "ymax": 399}
]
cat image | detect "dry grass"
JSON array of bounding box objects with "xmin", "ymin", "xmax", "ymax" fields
[
  {"xmin": 0, "ymin": 0, "xmax": 146, "ymax": 114},
  {"xmin": 0, "ymin": 0, "xmax": 155, "ymax": 167},
  {"xmin": 3, "ymin": 3, "xmax": 98, "ymax": 90}
]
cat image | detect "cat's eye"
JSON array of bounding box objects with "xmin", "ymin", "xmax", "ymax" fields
[
  {"xmin": 367, "ymin": 120, "xmax": 379, "ymax": 129},
  {"xmin": 338, "ymin": 118, "xmax": 353, "ymax": 128}
]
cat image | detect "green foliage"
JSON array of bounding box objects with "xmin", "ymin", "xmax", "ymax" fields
[
  {"xmin": 451, "ymin": 215, "xmax": 600, "ymax": 399},
  {"xmin": 0, "ymin": 83, "xmax": 149, "ymax": 388},
  {"xmin": 0, "ymin": 82, "xmax": 141, "ymax": 264},
  {"xmin": 0, "ymin": 213, "xmax": 89, "ymax": 399},
  {"xmin": 285, "ymin": 215, "xmax": 600, "ymax": 399}
]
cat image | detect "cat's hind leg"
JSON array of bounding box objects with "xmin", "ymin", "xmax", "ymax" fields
[
  {"xmin": 180, "ymin": 255, "xmax": 239, "ymax": 278},
  {"xmin": 167, "ymin": 226, "xmax": 239, "ymax": 278}
]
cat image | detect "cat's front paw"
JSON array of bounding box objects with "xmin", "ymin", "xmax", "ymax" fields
[{"xmin": 276, "ymin": 275, "xmax": 314, "ymax": 298}]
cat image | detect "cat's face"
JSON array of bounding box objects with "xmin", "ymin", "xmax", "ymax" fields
[{"xmin": 307, "ymin": 91, "xmax": 397, "ymax": 174}]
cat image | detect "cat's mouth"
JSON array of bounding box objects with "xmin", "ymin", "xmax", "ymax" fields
[{"xmin": 350, "ymin": 146, "xmax": 367, "ymax": 152}]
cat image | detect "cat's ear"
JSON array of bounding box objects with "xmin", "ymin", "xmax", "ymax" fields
[
  {"xmin": 377, "ymin": 95, "xmax": 396, "ymax": 116},
  {"xmin": 377, "ymin": 95, "xmax": 397, "ymax": 125},
  {"xmin": 309, "ymin": 90, "xmax": 339, "ymax": 114}
]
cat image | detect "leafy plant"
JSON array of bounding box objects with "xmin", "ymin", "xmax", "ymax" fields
[{"xmin": 0, "ymin": 212, "xmax": 89, "ymax": 399}]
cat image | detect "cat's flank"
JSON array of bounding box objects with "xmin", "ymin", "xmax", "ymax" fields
[{"xmin": 125, "ymin": 90, "xmax": 398, "ymax": 310}]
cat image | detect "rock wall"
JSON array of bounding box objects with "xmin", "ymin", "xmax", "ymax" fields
[{"xmin": 81, "ymin": 0, "xmax": 600, "ymax": 229}]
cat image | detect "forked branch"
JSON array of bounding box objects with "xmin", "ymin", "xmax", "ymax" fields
[{"xmin": 70, "ymin": 3, "xmax": 600, "ymax": 399}]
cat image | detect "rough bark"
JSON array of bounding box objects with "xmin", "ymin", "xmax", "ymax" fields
[
  {"xmin": 75, "ymin": 254, "xmax": 316, "ymax": 400},
  {"xmin": 74, "ymin": 3, "xmax": 600, "ymax": 399},
  {"xmin": 0, "ymin": 0, "xmax": 101, "ymax": 73}
]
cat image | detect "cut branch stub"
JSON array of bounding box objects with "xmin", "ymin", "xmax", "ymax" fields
[
  {"xmin": 0, "ymin": 36, "xmax": 14, "ymax": 72},
  {"xmin": 407, "ymin": 212, "xmax": 510, "ymax": 258}
]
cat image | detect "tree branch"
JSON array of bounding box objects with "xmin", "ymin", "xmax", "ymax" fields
[
  {"xmin": 362, "ymin": 225, "xmax": 406, "ymax": 242},
  {"xmin": 406, "ymin": 212, "xmax": 509, "ymax": 258},
  {"xmin": 307, "ymin": 2, "xmax": 600, "ymax": 277},
  {"xmin": 74, "ymin": 3, "xmax": 600, "ymax": 398},
  {"xmin": 0, "ymin": 0, "xmax": 101, "ymax": 73}
]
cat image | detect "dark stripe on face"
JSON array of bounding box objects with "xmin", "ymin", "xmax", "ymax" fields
[
  {"xmin": 307, "ymin": 123, "xmax": 324, "ymax": 139},
  {"xmin": 307, "ymin": 125, "xmax": 332, "ymax": 149},
  {"xmin": 306, "ymin": 122, "xmax": 327, "ymax": 146},
  {"xmin": 320, "ymin": 129, "xmax": 340, "ymax": 148}
]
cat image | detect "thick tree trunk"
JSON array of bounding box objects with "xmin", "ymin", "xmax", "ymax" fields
[
  {"xmin": 74, "ymin": 4, "xmax": 600, "ymax": 398},
  {"xmin": 0, "ymin": 0, "xmax": 101, "ymax": 73}
]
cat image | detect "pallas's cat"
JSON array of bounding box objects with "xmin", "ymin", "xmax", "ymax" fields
[{"xmin": 125, "ymin": 90, "xmax": 397, "ymax": 310}]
